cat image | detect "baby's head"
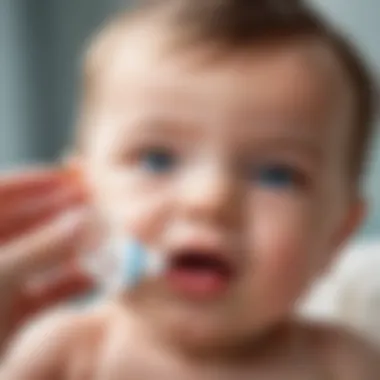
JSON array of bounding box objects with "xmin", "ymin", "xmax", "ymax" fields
[{"xmin": 72, "ymin": 0, "xmax": 377, "ymax": 354}]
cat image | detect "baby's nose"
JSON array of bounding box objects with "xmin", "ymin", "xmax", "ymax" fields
[{"xmin": 176, "ymin": 165, "xmax": 241, "ymax": 227}]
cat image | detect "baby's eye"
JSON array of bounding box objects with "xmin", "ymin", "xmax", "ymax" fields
[
  {"xmin": 250, "ymin": 164, "xmax": 302, "ymax": 189},
  {"xmin": 139, "ymin": 148, "xmax": 177, "ymax": 173}
]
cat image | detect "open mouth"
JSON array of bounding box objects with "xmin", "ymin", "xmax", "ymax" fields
[{"xmin": 167, "ymin": 250, "xmax": 234, "ymax": 298}]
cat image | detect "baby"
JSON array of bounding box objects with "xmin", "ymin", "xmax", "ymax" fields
[{"xmin": 1, "ymin": 0, "xmax": 380, "ymax": 378}]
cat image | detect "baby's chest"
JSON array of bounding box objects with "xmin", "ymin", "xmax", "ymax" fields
[
  {"xmin": 84, "ymin": 363, "xmax": 325, "ymax": 380},
  {"xmin": 69, "ymin": 345, "xmax": 325, "ymax": 380},
  {"xmin": 66, "ymin": 326, "xmax": 327, "ymax": 380}
]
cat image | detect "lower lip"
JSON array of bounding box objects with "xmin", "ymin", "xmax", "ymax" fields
[{"xmin": 166, "ymin": 268, "xmax": 231, "ymax": 299}]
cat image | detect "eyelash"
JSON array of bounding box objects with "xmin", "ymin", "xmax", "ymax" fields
[
  {"xmin": 125, "ymin": 146, "xmax": 310, "ymax": 190},
  {"xmin": 247, "ymin": 163, "xmax": 309, "ymax": 190},
  {"xmin": 135, "ymin": 146, "xmax": 179, "ymax": 174}
]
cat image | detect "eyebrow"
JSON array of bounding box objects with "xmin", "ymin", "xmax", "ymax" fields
[{"xmin": 133, "ymin": 117, "xmax": 199, "ymax": 139}]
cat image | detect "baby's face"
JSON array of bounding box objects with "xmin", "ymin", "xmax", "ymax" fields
[{"xmin": 79, "ymin": 34, "xmax": 360, "ymax": 349}]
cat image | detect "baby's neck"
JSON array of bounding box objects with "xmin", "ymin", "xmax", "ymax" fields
[
  {"xmin": 128, "ymin": 312, "xmax": 296, "ymax": 368},
  {"xmin": 103, "ymin": 303, "xmax": 317, "ymax": 380}
]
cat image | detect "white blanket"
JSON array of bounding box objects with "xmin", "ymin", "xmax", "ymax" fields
[{"xmin": 300, "ymin": 240, "xmax": 380, "ymax": 343}]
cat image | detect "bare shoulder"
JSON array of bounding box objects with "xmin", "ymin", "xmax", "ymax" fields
[
  {"xmin": 303, "ymin": 321, "xmax": 380, "ymax": 380},
  {"xmin": 0, "ymin": 305, "xmax": 112, "ymax": 380}
]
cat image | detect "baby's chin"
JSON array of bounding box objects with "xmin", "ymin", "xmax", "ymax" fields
[
  {"xmin": 130, "ymin": 298, "xmax": 272, "ymax": 355},
  {"xmin": 118, "ymin": 283, "xmax": 290, "ymax": 355}
]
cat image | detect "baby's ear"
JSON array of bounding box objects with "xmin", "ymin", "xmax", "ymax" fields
[
  {"xmin": 334, "ymin": 197, "xmax": 366, "ymax": 250},
  {"xmin": 316, "ymin": 198, "xmax": 366, "ymax": 277},
  {"xmin": 326, "ymin": 197, "xmax": 366, "ymax": 269}
]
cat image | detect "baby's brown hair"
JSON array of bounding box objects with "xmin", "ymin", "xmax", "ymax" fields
[{"xmin": 80, "ymin": 0, "xmax": 378, "ymax": 184}]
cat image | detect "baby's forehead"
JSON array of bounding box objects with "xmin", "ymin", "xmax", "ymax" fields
[
  {"xmin": 83, "ymin": 29, "xmax": 356, "ymax": 175},
  {"xmin": 96, "ymin": 31, "xmax": 351, "ymax": 120}
]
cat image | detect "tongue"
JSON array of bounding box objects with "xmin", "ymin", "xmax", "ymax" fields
[{"xmin": 167, "ymin": 266, "xmax": 229, "ymax": 298}]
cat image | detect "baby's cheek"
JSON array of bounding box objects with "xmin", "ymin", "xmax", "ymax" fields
[
  {"xmin": 86, "ymin": 169, "xmax": 170, "ymax": 243},
  {"xmin": 249, "ymin": 199, "xmax": 318, "ymax": 301},
  {"xmin": 117, "ymin": 194, "xmax": 169, "ymax": 242}
]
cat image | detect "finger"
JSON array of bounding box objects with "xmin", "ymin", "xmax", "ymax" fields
[
  {"xmin": 0, "ymin": 186, "xmax": 86, "ymax": 242},
  {"xmin": 11, "ymin": 267, "xmax": 94, "ymax": 330},
  {"xmin": 0, "ymin": 208, "xmax": 91, "ymax": 282},
  {"xmin": 28, "ymin": 272, "xmax": 93, "ymax": 311},
  {"xmin": 26, "ymin": 263, "xmax": 94, "ymax": 304},
  {"xmin": 23, "ymin": 257, "xmax": 92, "ymax": 292},
  {"xmin": 0, "ymin": 168, "xmax": 70, "ymax": 203}
]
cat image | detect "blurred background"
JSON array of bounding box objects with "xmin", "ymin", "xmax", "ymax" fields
[
  {"xmin": 0, "ymin": 0, "xmax": 379, "ymax": 241},
  {"xmin": 1, "ymin": 0, "xmax": 380, "ymax": 342}
]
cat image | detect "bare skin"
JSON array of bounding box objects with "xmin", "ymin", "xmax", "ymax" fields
[
  {"xmin": 1, "ymin": 23, "xmax": 379, "ymax": 380},
  {"xmin": 0, "ymin": 169, "xmax": 93, "ymax": 353},
  {"xmin": 1, "ymin": 304, "xmax": 379, "ymax": 380}
]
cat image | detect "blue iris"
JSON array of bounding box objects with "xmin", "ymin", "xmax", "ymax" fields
[
  {"xmin": 254, "ymin": 165, "xmax": 297, "ymax": 189},
  {"xmin": 141, "ymin": 149, "xmax": 176, "ymax": 173}
]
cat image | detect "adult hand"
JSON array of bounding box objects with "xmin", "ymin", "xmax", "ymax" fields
[{"xmin": 0, "ymin": 168, "xmax": 94, "ymax": 352}]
